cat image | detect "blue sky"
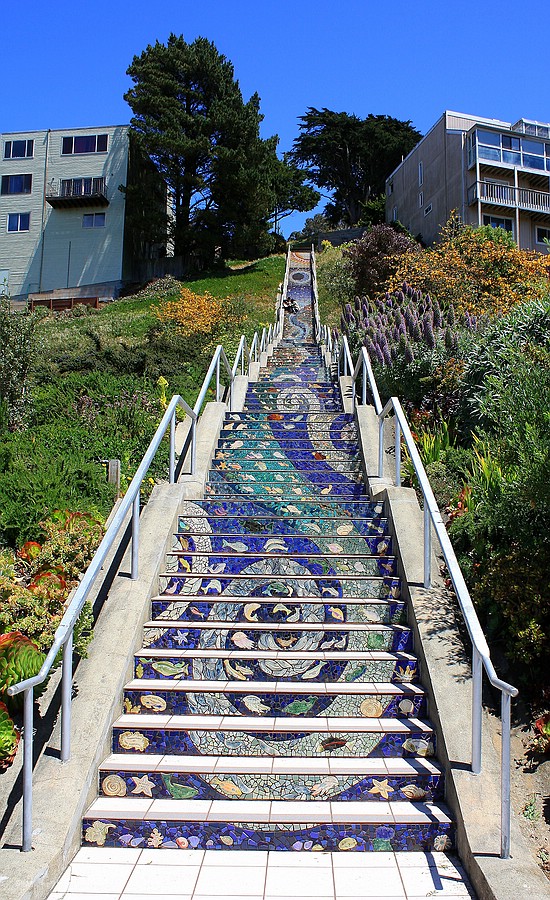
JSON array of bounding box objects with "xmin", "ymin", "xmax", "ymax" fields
[{"xmin": 2, "ymin": 0, "xmax": 545, "ymax": 236}]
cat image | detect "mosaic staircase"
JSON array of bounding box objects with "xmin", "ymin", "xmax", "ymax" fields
[{"xmin": 82, "ymin": 252, "xmax": 453, "ymax": 854}]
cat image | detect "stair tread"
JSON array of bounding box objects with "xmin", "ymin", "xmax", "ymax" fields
[
  {"xmin": 143, "ymin": 620, "xmax": 407, "ymax": 632},
  {"xmin": 84, "ymin": 796, "xmax": 452, "ymax": 825},
  {"xmin": 125, "ymin": 679, "xmax": 423, "ymax": 695},
  {"xmin": 136, "ymin": 648, "xmax": 416, "ymax": 660},
  {"xmin": 113, "ymin": 713, "xmax": 432, "ymax": 733},
  {"xmin": 100, "ymin": 753, "xmax": 441, "ymax": 776},
  {"xmin": 151, "ymin": 594, "xmax": 396, "ymax": 605}
]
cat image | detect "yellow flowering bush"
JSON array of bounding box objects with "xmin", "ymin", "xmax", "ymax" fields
[
  {"xmin": 391, "ymin": 213, "xmax": 550, "ymax": 317},
  {"xmin": 155, "ymin": 286, "xmax": 226, "ymax": 337}
]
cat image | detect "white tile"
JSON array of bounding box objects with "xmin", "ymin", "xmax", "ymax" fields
[
  {"xmin": 267, "ymin": 852, "xmax": 332, "ymax": 868},
  {"xmin": 124, "ymin": 863, "xmax": 201, "ymax": 894},
  {"xmin": 208, "ymin": 800, "xmax": 271, "ymax": 821},
  {"xmin": 194, "ymin": 865, "xmax": 267, "ymax": 894},
  {"xmin": 269, "ymin": 801, "xmax": 330, "ymax": 823},
  {"xmin": 123, "ymin": 894, "xmax": 192, "ymax": 900},
  {"xmin": 194, "ymin": 896, "xmax": 263, "ymax": 900},
  {"xmin": 60, "ymin": 861, "xmax": 135, "ymax": 893},
  {"xmin": 86, "ymin": 796, "xmax": 153, "ymax": 817},
  {"xmin": 137, "ymin": 849, "xmax": 205, "ymax": 866},
  {"xmin": 102, "ymin": 754, "xmax": 164, "ymax": 771},
  {"xmin": 396, "ymin": 851, "xmax": 459, "ymax": 868},
  {"xmin": 334, "ymin": 865, "xmax": 406, "ymax": 897},
  {"xmin": 399, "ymin": 865, "xmax": 475, "ymax": 896},
  {"xmin": 49, "ymin": 895, "xmax": 121, "ymax": 900},
  {"xmin": 73, "ymin": 847, "xmax": 143, "ymax": 865},
  {"xmin": 149, "ymin": 799, "xmax": 212, "ymax": 820},
  {"xmin": 202, "ymin": 849, "xmax": 268, "ymax": 866},
  {"xmin": 331, "ymin": 801, "xmax": 393, "ymax": 823},
  {"xmin": 265, "ymin": 865, "xmax": 335, "ymax": 897},
  {"xmin": 332, "ymin": 852, "xmax": 398, "ymax": 868}
]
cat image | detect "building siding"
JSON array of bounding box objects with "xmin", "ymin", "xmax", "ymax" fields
[{"xmin": 0, "ymin": 125, "xmax": 129, "ymax": 297}]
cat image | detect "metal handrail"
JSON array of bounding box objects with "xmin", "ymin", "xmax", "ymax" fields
[
  {"xmin": 8, "ymin": 393, "xmax": 197, "ymax": 850},
  {"xmin": 193, "ymin": 344, "xmax": 234, "ymax": 415},
  {"xmin": 329, "ymin": 333, "xmax": 518, "ymax": 859},
  {"xmin": 7, "ymin": 301, "xmax": 285, "ymax": 851}
]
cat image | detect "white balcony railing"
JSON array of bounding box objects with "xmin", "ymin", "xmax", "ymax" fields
[{"xmin": 468, "ymin": 181, "xmax": 550, "ymax": 214}]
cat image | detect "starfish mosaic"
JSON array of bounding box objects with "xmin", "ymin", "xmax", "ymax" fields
[
  {"xmin": 368, "ymin": 778, "xmax": 395, "ymax": 800},
  {"xmin": 131, "ymin": 774, "xmax": 156, "ymax": 797}
]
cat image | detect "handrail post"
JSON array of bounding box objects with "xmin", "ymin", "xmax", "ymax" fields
[
  {"xmin": 378, "ymin": 415, "xmax": 385, "ymax": 478},
  {"xmin": 395, "ymin": 418, "xmax": 401, "ymax": 486},
  {"xmin": 215, "ymin": 356, "xmax": 221, "ymax": 401},
  {"xmin": 228, "ymin": 373, "xmax": 233, "ymax": 413},
  {"xmin": 472, "ymin": 647, "xmax": 483, "ymax": 775},
  {"xmin": 60, "ymin": 631, "xmax": 73, "ymax": 761},
  {"xmin": 131, "ymin": 491, "xmax": 140, "ymax": 580},
  {"xmin": 169, "ymin": 411, "xmax": 176, "ymax": 484},
  {"xmin": 423, "ymin": 503, "xmax": 431, "ymax": 588},
  {"xmin": 190, "ymin": 420, "xmax": 196, "ymax": 475},
  {"xmin": 501, "ymin": 690, "xmax": 512, "ymax": 858},
  {"xmin": 362, "ymin": 357, "xmax": 367, "ymax": 405},
  {"xmin": 22, "ymin": 686, "xmax": 34, "ymax": 851}
]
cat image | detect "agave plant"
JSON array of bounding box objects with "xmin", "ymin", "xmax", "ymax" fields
[
  {"xmin": 0, "ymin": 700, "xmax": 20, "ymax": 770},
  {"xmin": 0, "ymin": 631, "xmax": 46, "ymax": 709}
]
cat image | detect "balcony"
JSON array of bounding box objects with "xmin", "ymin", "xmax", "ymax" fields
[
  {"xmin": 468, "ymin": 181, "xmax": 550, "ymax": 215},
  {"xmin": 46, "ymin": 177, "xmax": 108, "ymax": 209}
]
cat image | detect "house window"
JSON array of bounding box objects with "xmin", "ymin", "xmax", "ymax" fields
[
  {"xmin": 483, "ymin": 214, "xmax": 513, "ymax": 232},
  {"xmin": 535, "ymin": 226, "xmax": 550, "ymax": 244},
  {"xmin": 62, "ymin": 134, "xmax": 108, "ymax": 155},
  {"xmin": 418, "ymin": 192, "xmax": 424, "ymax": 208},
  {"xmin": 392, "ymin": 205, "xmax": 398, "ymax": 222},
  {"xmin": 424, "ymin": 204, "xmax": 432, "ymax": 216},
  {"xmin": 7, "ymin": 212, "xmax": 30, "ymax": 232},
  {"xmin": 418, "ymin": 162, "xmax": 423, "ymax": 186},
  {"xmin": 388, "ymin": 182, "xmax": 394, "ymax": 195},
  {"xmin": 1, "ymin": 174, "xmax": 32, "ymax": 194},
  {"xmin": 4, "ymin": 139, "xmax": 34, "ymax": 159},
  {"xmin": 82, "ymin": 213, "xmax": 105, "ymax": 228}
]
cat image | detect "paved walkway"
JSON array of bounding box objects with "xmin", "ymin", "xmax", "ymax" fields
[{"xmin": 49, "ymin": 847, "xmax": 475, "ymax": 898}]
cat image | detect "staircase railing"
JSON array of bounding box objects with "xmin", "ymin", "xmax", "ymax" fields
[
  {"xmin": 7, "ymin": 294, "xmax": 285, "ymax": 852},
  {"xmin": 326, "ymin": 317, "xmax": 518, "ymax": 860}
]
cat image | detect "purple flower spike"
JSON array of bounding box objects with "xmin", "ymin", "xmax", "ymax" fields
[{"xmin": 405, "ymin": 342, "xmax": 414, "ymax": 363}]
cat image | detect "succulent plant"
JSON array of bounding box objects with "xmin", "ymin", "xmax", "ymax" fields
[
  {"xmin": 0, "ymin": 632, "xmax": 46, "ymax": 705},
  {"xmin": 0, "ymin": 701, "xmax": 20, "ymax": 770}
]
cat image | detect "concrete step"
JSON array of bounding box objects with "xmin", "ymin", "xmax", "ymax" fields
[
  {"xmin": 178, "ymin": 499, "xmax": 384, "ymax": 518},
  {"xmin": 111, "ymin": 713, "xmax": 436, "ymax": 758},
  {"xmin": 141, "ymin": 620, "xmax": 411, "ymax": 653},
  {"xmin": 176, "ymin": 516, "xmax": 389, "ymax": 538},
  {"xmin": 133, "ymin": 649, "xmax": 419, "ymax": 684},
  {"xmin": 82, "ymin": 797, "xmax": 453, "ymax": 852},
  {"xmin": 122, "ymin": 679, "xmax": 425, "ymax": 719},
  {"xmin": 150, "ymin": 595, "xmax": 405, "ymax": 625},
  {"xmin": 171, "ymin": 533, "xmax": 392, "ymax": 556},
  {"xmin": 98, "ymin": 754, "xmax": 443, "ymax": 802},
  {"xmin": 158, "ymin": 570, "xmax": 401, "ymax": 601},
  {"xmin": 164, "ymin": 550, "xmax": 397, "ymax": 576}
]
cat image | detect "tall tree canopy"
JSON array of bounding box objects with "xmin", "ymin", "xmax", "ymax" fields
[
  {"xmin": 125, "ymin": 35, "xmax": 316, "ymax": 263},
  {"xmin": 291, "ymin": 108, "xmax": 422, "ymax": 227}
]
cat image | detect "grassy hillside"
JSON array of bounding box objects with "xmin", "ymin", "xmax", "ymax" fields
[{"xmin": 0, "ymin": 256, "xmax": 286, "ymax": 548}]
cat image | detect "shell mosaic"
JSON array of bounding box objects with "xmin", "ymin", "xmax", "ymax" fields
[{"xmin": 83, "ymin": 252, "xmax": 453, "ymax": 854}]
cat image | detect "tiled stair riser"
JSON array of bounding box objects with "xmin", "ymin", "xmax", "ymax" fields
[
  {"xmin": 82, "ymin": 257, "xmax": 454, "ymax": 855},
  {"xmin": 133, "ymin": 653, "xmax": 420, "ymax": 684},
  {"xmin": 150, "ymin": 598, "xmax": 405, "ymax": 625}
]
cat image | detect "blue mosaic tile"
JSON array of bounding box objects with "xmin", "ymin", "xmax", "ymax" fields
[{"xmin": 83, "ymin": 817, "xmax": 453, "ymax": 852}]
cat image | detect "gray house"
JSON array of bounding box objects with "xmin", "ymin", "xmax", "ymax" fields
[
  {"xmin": 385, "ymin": 110, "xmax": 550, "ymax": 252},
  {"xmin": 0, "ymin": 125, "xmax": 166, "ymax": 300}
]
